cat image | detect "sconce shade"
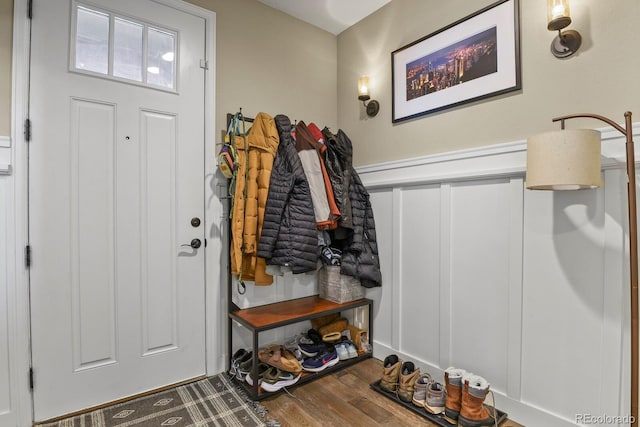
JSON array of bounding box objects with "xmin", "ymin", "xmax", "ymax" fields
[
  {"xmin": 526, "ymin": 129, "xmax": 603, "ymax": 190},
  {"xmin": 547, "ymin": 0, "xmax": 571, "ymax": 31},
  {"xmin": 358, "ymin": 76, "xmax": 371, "ymax": 101}
]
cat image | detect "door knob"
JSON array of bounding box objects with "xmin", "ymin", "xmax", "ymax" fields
[{"xmin": 182, "ymin": 238, "xmax": 201, "ymax": 249}]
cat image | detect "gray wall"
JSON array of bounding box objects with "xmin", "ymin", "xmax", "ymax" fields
[
  {"xmin": 186, "ymin": 0, "xmax": 338, "ymax": 137},
  {"xmin": 337, "ymin": 0, "xmax": 640, "ymax": 166}
]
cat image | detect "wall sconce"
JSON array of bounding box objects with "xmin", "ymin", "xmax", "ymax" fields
[
  {"xmin": 526, "ymin": 111, "xmax": 638, "ymax": 427},
  {"xmin": 357, "ymin": 76, "xmax": 380, "ymax": 117},
  {"xmin": 546, "ymin": 0, "xmax": 582, "ymax": 58}
]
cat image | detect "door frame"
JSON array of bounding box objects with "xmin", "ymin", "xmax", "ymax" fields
[{"xmin": 10, "ymin": 1, "xmax": 219, "ymax": 424}]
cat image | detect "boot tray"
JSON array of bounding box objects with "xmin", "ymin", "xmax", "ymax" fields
[{"xmin": 370, "ymin": 379, "xmax": 509, "ymax": 427}]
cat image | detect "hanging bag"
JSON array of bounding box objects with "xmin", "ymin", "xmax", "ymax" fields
[{"xmin": 217, "ymin": 117, "xmax": 241, "ymax": 179}]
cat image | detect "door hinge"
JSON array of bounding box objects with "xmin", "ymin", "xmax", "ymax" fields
[
  {"xmin": 29, "ymin": 368, "xmax": 34, "ymax": 389},
  {"xmin": 27, "ymin": 0, "xmax": 33, "ymax": 19},
  {"xmin": 199, "ymin": 59, "xmax": 208, "ymax": 70},
  {"xmin": 25, "ymin": 245, "xmax": 31, "ymax": 268},
  {"xmin": 24, "ymin": 118, "xmax": 31, "ymax": 142}
]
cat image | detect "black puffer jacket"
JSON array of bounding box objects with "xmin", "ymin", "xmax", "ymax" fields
[
  {"xmin": 339, "ymin": 168, "xmax": 382, "ymax": 288},
  {"xmin": 257, "ymin": 114, "xmax": 318, "ymax": 273},
  {"xmin": 322, "ymin": 128, "xmax": 353, "ymax": 231}
]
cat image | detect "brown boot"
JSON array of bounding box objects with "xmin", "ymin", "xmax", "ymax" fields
[
  {"xmin": 379, "ymin": 354, "xmax": 402, "ymax": 393},
  {"xmin": 397, "ymin": 361, "xmax": 420, "ymax": 403},
  {"xmin": 458, "ymin": 375, "xmax": 495, "ymax": 427},
  {"xmin": 443, "ymin": 367, "xmax": 466, "ymax": 424}
]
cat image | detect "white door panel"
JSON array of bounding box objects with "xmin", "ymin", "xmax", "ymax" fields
[{"xmin": 30, "ymin": 0, "xmax": 207, "ymax": 420}]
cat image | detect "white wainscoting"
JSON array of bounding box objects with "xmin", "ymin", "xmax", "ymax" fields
[
  {"xmin": 0, "ymin": 137, "xmax": 19, "ymax": 426},
  {"xmin": 357, "ymin": 127, "xmax": 638, "ymax": 427}
]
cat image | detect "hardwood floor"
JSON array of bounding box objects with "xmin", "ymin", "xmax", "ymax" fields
[{"xmin": 260, "ymin": 358, "xmax": 524, "ymax": 427}]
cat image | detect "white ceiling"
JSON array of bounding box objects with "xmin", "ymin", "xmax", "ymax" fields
[{"xmin": 257, "ymin": 0, "xmax": 391, "ymax": 35}]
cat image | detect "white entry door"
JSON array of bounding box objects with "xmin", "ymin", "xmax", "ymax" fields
[{"xmin": 29, "ymin": 0, "xmax": 207, "ymax": 421}]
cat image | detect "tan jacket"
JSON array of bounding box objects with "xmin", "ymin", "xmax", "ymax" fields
[{"xmin": 230, "ymin": 112, "xmax": 279, "ymax": 285}]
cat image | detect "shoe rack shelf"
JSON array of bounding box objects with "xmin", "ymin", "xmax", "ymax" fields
[{"xmin": 228, "ymin": 295, "xmax": 373, "ymax": 400}]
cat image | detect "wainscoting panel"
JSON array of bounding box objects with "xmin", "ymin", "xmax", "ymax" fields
[
  {"xmin": 449, "ymin": 179, "xmax": 514, "ymax": 394},
  {"xmin": 359, "ymin": 129, "xmax": 637, "ymax": 427},
  {"xmin": 521, "ymin": 171, "xmax": 626, "ymax": 422},
  {"xmin": 368, "ymin": 189, "xmax": 395, "ymax": 351},
  {"xmin": 397, "ymin": 184, "xmax": 441, "ymax": 365}
]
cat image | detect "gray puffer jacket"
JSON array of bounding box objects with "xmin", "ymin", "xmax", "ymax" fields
[
  {"xmin": 339, "ymin": 168, "xmax": 382, "ymax": 288},
  {"xmin": 322, "ymin": 128, "xmax": 353, "ymax": 232},
  {"xmin": 257, "ymin": 114, "xmax": 318, "ymax": 273}
]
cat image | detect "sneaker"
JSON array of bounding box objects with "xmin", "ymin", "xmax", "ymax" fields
[
  {"xmin": 398, "ymin": 361, "xmax": 420, "ymax": 403},
  {"xmin": 380, "ymin": 354, "xmax": 402, "ymax": 393},
  {"xmin": 285, "ymin": 333, "xmax": 314, "ymax": 350},
  {"xmin": 245, "ymin": 362, "xmax": 270, "ymax": 386},
  {"xmin": 335, "ymin": 342, "xmax": 350, "ymax": 361},
  {"xmin": 229, "ymin": 349, "xmax": 252, "ymax": 380},
  {"xmin": 302, "ymin": 346, "xmax": 339, "ymax": 372},
  {"xmin": 298, "ymin": 338, "xmax": 328, "ymax": 357},
  {"xmin": 261, "ymin": 367, "xmax": 301, "ymax": 392},
  {"xmin": 425, "ymin": 380, "xmax": 447, "ymax": 414},
  {"xmin": 307, "ymin": 328, "xmax": 323, "ymax": 344},
  {"xmin": 345, "ymin": 342, "xmax": 358, "ymax": 359},
  {"xmin": 237, "ymin": 352, "xmax": 256, "ymax": 379},
  {"xmin": 412, "ymin": 373, "xmax": 432, "ymax": 408}
]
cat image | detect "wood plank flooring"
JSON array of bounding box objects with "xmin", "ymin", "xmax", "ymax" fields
[{"xmin": 261, "ymin": 358, "xmax": 524, "ymax": 427}]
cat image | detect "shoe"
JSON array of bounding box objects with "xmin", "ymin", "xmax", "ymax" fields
[
  {"xmin": 261, "ymin": 367, "xmax": 301, "ymax": 392},
  {"xmin": 335, "ymin": 342, "xmax": 350, "ymax": 361},
  {"xmin": 298, "ymin": 329, "xmax": 327, "ymax": 357},
  {"xmin": 345, "ymin": 342, "xmax": 358, "ymax": 359},
  {"xmin": 307, "ymin": 328, "xmax": 323, "ymax": 343},
  {"xmin": 298, "ymin": 341, "xmax": 328, "ymax": 357},
  {"xmin": 310, "ymin": 314, "xmax": 340, "ymax": 331},
  {"xmin": 258, "ymin": 344, "xmax": 302, "ymax": 374},
  {"xmin": 285, "ymin": 333, "xmax": 314, "ymax": 351},
  {"xmin": 318, "ymin": 317, "xmax": 348, "ymax": 337},
  {"xmin": 237, "ymin": 352, "xmax": 256, "ymax": 378},
  {"xmin": 229, "ymin": 349, "xmax": 252, "ymax": 380},
  {"xmin": 302, "ymin": 346, "xmax": 339, "ymax": 372},
  {"xmin": 245, "ymin": 362, "xmax": 270, "ymax": 386},
  {"xmin": 411, "ymin": 374, "xmax": 432, "ymax": 408},
  {"xmin": 379, "ymin": 354, "xmax": 402, "ymax": 393},
  {"xmin": 398, "ymin": 361, "xmax": 421, "ymax": 403},
  {"xmin": 444, "ymin": 367, "xmax": 467, "ymax": 425},
  {"xmin": 322, "ymin": 331, "xmax": 343, "ymax": 342},
  {"xmin": 335, "ymin": 339, "xmax": 358, "ymax": 359},
  {"xmin": 424, "ymin": 380, "xmax": 447, "ymax": 415},
  {"xmin": 458, "ymin": 375, "xmax": 495, "ymax": 427}
]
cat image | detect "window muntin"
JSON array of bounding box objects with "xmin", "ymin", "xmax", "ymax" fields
[{"xmin": 72, "ymin": 3, "xmax": 178, "ymax": 91}]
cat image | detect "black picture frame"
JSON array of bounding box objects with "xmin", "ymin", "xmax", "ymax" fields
[{"xmin": 391, "ymin": 0, "xmax": 521, "ymax": 123}]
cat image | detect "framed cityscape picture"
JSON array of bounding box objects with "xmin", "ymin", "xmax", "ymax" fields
[{"xmin": 391, "ymin": 0, "xmax": 520, "ymax": 123}]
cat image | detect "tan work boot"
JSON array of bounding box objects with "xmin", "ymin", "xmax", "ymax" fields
[
  {"xmin": 458, "ymin": 374, "xmax": 496, "ymax": 427},
  {"xmin": 397, "ymin": 361, "xmax": 420, "ymax": 403},
  {"xmin": 444, "ymin": 367, "xmax": 466, "ymax": 424},
  {"xmin": 379, "ymin": 354, "xmax": 402, "ymax": 393}
]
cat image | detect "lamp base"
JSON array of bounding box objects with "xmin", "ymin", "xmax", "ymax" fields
[{"xmin": 550, "ymin": 29, "xmax": 582, "ymax": 58}]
